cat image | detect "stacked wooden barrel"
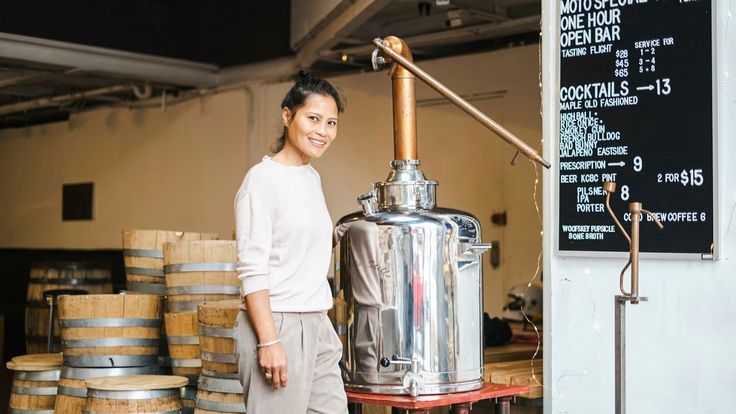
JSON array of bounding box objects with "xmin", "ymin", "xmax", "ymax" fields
[
  {"xmin": 163, "ymin": 240, "xmax": 240, "ymax": 410},
  {"xmin": 196, "ymin": 300, "xmax": 245, "ymax": 413},
  {"xmin": 122, "ymin": 229, "xmax": 219, "ymax": 372},
  {"xmin": 25, "ymin": 261, "xmax": 112, "ymax": 354},
  {"xmin": 54, "ymin": 294, "xmax": 162, "ymax": 414},
  {"xmin": 84, "ymin": 375, "xmax": 188, "ymax": 414},
  {"xmin": 7, "ymin": 353, "xmax": 63, "ymax": 414}
]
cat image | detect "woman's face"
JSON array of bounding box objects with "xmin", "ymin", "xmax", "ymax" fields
[{"xmin": 282, "ymin": 93, "xmax": 339, "ymax": 163}]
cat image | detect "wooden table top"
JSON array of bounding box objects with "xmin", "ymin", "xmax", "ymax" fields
[{"xmin": 346, "ymin": 383, "xmax": 531, "ymax": 409}]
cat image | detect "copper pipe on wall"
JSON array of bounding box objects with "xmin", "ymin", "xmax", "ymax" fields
[
  {"xmin": 381, "ymin": 36, "xmax": 418, "ymax": 160},
  {"xmin": 373, "ymin": 37, "xmax": 550, "ymax": 169},
  {"xmin": 603, "ymin": 181, "xmax": 664, "ymax": 301}
]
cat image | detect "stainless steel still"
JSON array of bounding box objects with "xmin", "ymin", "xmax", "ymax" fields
[
  {"xmin": 334, "ymin": 160, "xmax": 491, "ymax": 395},
  {"xmin": 332, "ymin": 35, "xmax": 549, "ymax": 396}
]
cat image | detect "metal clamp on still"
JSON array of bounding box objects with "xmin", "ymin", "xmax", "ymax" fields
[{"xmin": 332, "ymin": 36, "xmax": 550, "ymax": 397}]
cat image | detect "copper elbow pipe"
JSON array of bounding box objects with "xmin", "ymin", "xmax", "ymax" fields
[
  {"xmin": 373, "ymin": 37, "xmax": 550, "ymax": 169},
  {"xmin": 381, "ymin": 36, "xmax": 418, "ymax": 161}
]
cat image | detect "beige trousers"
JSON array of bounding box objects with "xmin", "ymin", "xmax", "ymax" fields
[{"xmin": 234, "ymin": 310, "xmax": 348, "ymax": 414}]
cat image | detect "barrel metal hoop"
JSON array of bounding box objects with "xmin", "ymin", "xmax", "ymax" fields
[
  {"xmin": 197, "ymin": 376, "xmax": 243, "ymax": 393},
  {"xmin": 200, "ymin": 369, "xmax": 239, "ymax": 379},
  {"xmin": 200, "ymin": 351, "xmax": 236, "ymax": 364},
  {"xmin": 166, "ymin": 285, "xmax": 240, "ymax": 296},
  {"xmin": 63, "ymin": 354, "xmax": 158, "ymax": 368},
  {"xmin": 167, "ymin": 335, "xmax": 199, "ymax": 345},
  {"xmin": 123, "ymin": 248, "xmax": 164, "ymax": 259},
  {"xmin": 14, "ymin": 370, "xmax": 60, "ymax": 381},
  {"xmin": 62, "ymin": 337, "xmax": 159, "ymax": 348},
  {"xmin": 124, "ymin": 267, "xmax": 164, "ymax": 277},
  {"xmin": 126, "ymin": 282, "xmax": 166, "ymax": 294},
  {"xmin": 166, "ymin": 300, "xmax": 202, "ymax": 313},
  {"xmin": 198, "ymin": 325, "xmax": 234, "ymax": 338},
  {"xmin": 8, "ymin": 409, "xmax": 55, "ymax": 414},
  {"xmin": 85, "ymin": 410, "xmax": 181, "ymax": 414},
  {"xmin": 61, "ymin": 365, "xmax": 159, "ymax": 380},
  {"xmin": 87, "ymin": 388, "xmax": 179, "ymax": 400},
  {"xmin": 59, "ymin": 317, "xmax": 160, "ymax": 328},
  {"xmin": 57, "ymin": 385, "xmax": 88, "ymax": 398},
  {"xmin": 169, "ymin": 358, "xmax": 202, "ymax": 368},
  {"xmin": 195, "ymin": 399, "xmax": 246, "ymax": 413},
  {"xmin": 164, "ymin": 262, "xmax": 237, "ymax": 273},
  {"xmin": 11, "ymin": 385, "xmax": 58, "ymax": 396}
]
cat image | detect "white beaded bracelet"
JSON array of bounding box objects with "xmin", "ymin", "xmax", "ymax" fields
[{"xmin": 257, "ymin": 338, "xmax": 281, "ymax": 348}]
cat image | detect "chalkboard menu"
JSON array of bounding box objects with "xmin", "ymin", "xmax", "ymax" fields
[{"xmin": 558, "ymin": 0, "xmax": 713, "ymax": 256}]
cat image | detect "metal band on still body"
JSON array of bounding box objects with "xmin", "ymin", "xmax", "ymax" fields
[
  {"xmin": 122, "ymin": 248, "xmax": 164, "ymax": 259},
  {"xmin": 163, "ymin": 262, "xmax": 237, "ymax": 273},
  {"xmin": 197, "ymin": 376, "xmax": 243, "ymax": 393},
  {"xmin": 14, "ymin": 370, "xmax": 60, "ymax": 381},
  {"xmin": 10, "ymin": 385, "xmax": 58, "ymax": 396},
  {"xmin": 59, "ymin": 317, "xmax": 160, "ymax": 328},
  {"xmin": 198, "ymin": 325, "xmax": 234, "ymax": 338}
]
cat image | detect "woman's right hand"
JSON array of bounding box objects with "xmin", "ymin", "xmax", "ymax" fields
[{"xmin": 258, "ymin": 342, "xmax": 288, "ymax": 389}]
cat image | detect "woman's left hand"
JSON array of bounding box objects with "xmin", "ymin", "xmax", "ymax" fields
[{"xmin": 258, "ymin": 342, "xmax": 288, "ymax": 389}]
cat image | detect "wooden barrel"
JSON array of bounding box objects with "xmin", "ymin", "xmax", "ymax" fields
[
  {"xmin": 6, "ymin": 353, "xmax": 63, "ymax": 414},
  {"xmin": 54, "ymin": 365, "xmax": 158, "ymax": 414},
  {"xmin": 84, "ymin": 375, "xmax": 188, "ymax": 414},
  {"xmin": 197, "ymin": 300, "xmax": 239, "ymax": 379},
  {"xmin": 123, "ymin": 229, "xmax": 219, "ymax": 295},
  {"xmin": 25, "ymin": 261, "xmax": 112, "ymax": 354},
  {"xmin": 58, "ymin": 294, "xmax": 161, "ymax": 367},
  {"xmin": 194, "ymin": 376, "xmax": 245, "ymax": 414},
  {"xmin": 163, "ymin": 240, "xmax": 239, "ymax": 313},
  {"xmin": 164, "ymin": 312, "xmax": 200, "ymax": 384}
]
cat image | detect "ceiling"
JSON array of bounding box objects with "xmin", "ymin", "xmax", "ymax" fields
[{"xmin": 0, "ymin": 0, "xmax": 540, "ymax": 129}]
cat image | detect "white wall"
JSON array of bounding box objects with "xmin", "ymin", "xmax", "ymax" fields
[
  {"xmin": 0, "ymin": 90, "xmax": 250, "ymax": 248},
  {"xmin": 0, "ymin": 45, "xmax": 545, "ymax": 315},
  {"xmin": 543, "ymin": 1, "xmax": 736, "ymax": 413}
]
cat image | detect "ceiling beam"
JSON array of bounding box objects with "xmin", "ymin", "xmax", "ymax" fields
[
  {"xmin": 295, "ymin": 0, "xmax": 391, "ymax": 68},
  {"xmin": 218, "ymin": 0, "xmax": 391, "ymax": 85},
  {"xmin": 324, "ymin": 14, "xmax": 541, "ymax": 58},
  {"xmin": 0, "ymin": 32, "xmax": 218, "ymax": 87}
]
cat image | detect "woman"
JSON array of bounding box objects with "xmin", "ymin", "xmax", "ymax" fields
[{"xmin": 233, "ymin": 71, "xmax": 348, "ymax": 414}]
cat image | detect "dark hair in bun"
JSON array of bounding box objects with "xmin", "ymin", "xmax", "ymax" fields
[{"xmin": 270, "ymin": 70, "xmax": 344, "ymax": 154}]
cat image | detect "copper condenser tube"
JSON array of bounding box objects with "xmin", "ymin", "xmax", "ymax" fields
[{"xmin": 382, "ymin": 36, "xmax": 417, "ymax": 160}]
